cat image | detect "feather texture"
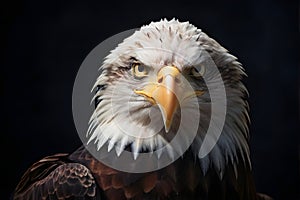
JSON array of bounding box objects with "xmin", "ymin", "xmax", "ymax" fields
[{"xmin": 14, "ymin": 153, "xmax": 100, "ymax": 200}]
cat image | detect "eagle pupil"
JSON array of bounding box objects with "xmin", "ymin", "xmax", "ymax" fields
[{"xmin": 138, "ymin": 65, "xmax": 144, "ymax": 72}]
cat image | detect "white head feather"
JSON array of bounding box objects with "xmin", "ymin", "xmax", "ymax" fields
[{"xmin": 88, "ymin": 19, "xmax": 250, "ymax": 176}]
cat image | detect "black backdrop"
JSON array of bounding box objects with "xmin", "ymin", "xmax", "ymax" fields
[{"xmin": 2, "ymin": 0, "xmax": 299, "ymax": 199}]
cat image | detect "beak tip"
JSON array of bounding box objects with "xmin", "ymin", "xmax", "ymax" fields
[
  {"xmin": 165, "ymin": 127, "xmax": 170, "ymax": 133},
  {"xmin": 164, "ymin": 120, "xmax": 171, "ymax": 133}
]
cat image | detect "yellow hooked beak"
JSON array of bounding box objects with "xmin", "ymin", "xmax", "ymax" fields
[
  {"xmin": 134, "ymin": 66, "xmax": 205, "ymax": 133},
  {"xmin": 134, "ymin": 66, "xmax": 180, "ymax": 133}
]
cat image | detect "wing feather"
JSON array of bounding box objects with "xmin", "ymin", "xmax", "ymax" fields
[{"xmin": 14, "ymin": 154, "xmax": 101, "ymax": 200}]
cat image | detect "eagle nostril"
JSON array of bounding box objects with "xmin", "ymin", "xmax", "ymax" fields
[{"xmin": 158, "ymin": 76, "xmax": 163, "ymax": 83}]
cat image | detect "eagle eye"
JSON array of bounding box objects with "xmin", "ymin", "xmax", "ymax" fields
[
  {"xmin": 132, "ymin": 63, "xmax": 149, "ymax": 78},
  {"xmin": 191, "ymin": 65, "xmax": 205, "ymax": 78}
]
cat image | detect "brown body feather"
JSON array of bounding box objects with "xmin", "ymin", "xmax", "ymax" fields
[{"xmin": 13, "ymin": 146, "xmax": 272, "ymax": 200}]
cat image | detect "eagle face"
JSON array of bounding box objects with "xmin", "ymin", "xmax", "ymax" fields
[{"xmin": 88, "ymin": 19, "xmax": 249, "ymax": 173}]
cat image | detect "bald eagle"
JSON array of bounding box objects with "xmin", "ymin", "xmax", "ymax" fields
[{"xmin": 14, "ymin": 19, "xmax": 271, "ymax": 200}]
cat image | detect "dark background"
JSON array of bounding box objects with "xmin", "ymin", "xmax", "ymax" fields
[{"xmin": 2, "ymin": 0, "xmax": 299, "ymax": 199}]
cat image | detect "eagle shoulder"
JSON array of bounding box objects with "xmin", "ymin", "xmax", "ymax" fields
[{"xmin": 14, "ymin": 153, "xmax": 101, "ymax": 200}]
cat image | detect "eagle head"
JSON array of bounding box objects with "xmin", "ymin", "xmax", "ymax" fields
[{"xmin": 87, "ymin": 19, "xmax": 250, "ymax": 175}]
